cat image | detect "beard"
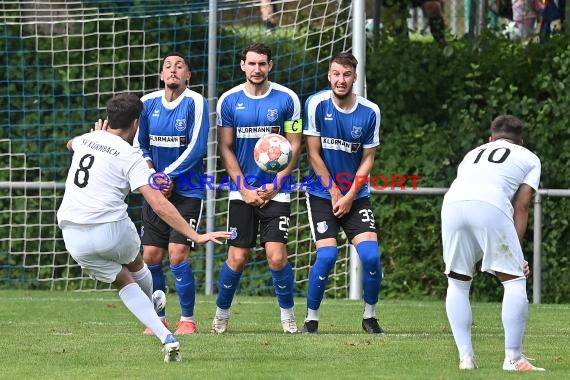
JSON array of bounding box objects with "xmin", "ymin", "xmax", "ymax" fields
[
  {"xmin": 332, "ymin": 87, "xmax": 352, "ymax": 100},
  {"xmin": 166, "ymin": 81, "xmax": 183, "ymax": 90},
  {"xmin": 247, "ymin": 75, "xmax": 267, "ymax": 85}
]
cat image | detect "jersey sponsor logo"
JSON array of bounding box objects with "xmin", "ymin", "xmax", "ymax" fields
[
  {"xmin": 152, "ymin": 110, "xmax": 160, "ymax": 117},
  {"xmin": 316, "ymin": 221, "xmax": 328, "ymax": 234},
  {"xmin": 236, "ymin": 126, "xmax": 280, "ymax": 138},
  {"xmin": 229, "ymin": 227, "xmax": 238, "ymax": 240},
  {"xmin": 351, "ymin": 126, "xmax": 363, "ymax": 139},
  {"xmin": 236, "ymin": 102, "xmax": 245, "ymax": 110},
  {"xmin": 149, "ymin": 134, "xmax": 181, "ymax": 148},
  {"xmin": 266, "ymin": 109, "xmax": 278, "ymax": 122},
  {"xmin": 321, "ymin": 137, "xmax": 360, "ymax": 153},
  {"xmin": 324, "ymin": 113, "xmax": 333, "ymax": 120},
  {"xmin": 175, "ymin": 119, "xmax": 187, "ymax": 132}
]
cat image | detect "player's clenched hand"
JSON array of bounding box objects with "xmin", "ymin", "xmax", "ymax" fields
[
  {"xmin": 160, "ymin": 180, "xmax": 174, "ymax": 199},
  {"xmin": 93, "ymin": 118, "xmax": 109, "ymax": 131},
  {"xmin": 523, "ymin": 260, "xmax": 531, "ymax": 278},
  {"xmin": 241, "ymin": 188, "xmax": 265, "ymax": 207},
  {"xmin": 332, "ymin": 194, "xmax": 354, "ymax": 218},
  {"xmin": 195, "ymin": 231, "xmax": 232, "ymax": 245},
  {"xmin": 257, "ymin": 182, "xmax": 279, "ymax": 204}
]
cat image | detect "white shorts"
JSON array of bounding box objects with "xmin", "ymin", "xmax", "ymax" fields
[
  {"xmin": 61, "ymin": 218, "xmax": 141, "ymax": 283},
  {"xmin": 441, "ymin": 200, "xmax": 525, "ymax": 278}
]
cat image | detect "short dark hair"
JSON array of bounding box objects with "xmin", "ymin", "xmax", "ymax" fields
[
  {"xmin": 330, "ymin": 52, "xmax": 358, "ymax": 70},
  {"xmin": 106, "ymin": 93, "xmax": 143, "ymax": 130},
  {"xmin": 490, "ymin": 115, "xmax": 523, "ymax": 142},
  {"xmin": 241, "ymin": 43, "xmax": 272, "ymax": 62},
  {"xmin": 162, "ymin": 52, "xmax": 191, "ymax": 71}
]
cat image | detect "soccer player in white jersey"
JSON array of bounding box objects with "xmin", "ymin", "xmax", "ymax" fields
[
  {"xmin": 211, "ymin": 43, "xmax": 302, "ymax": 334},
  {"xmin": 442, "ymin": 115, "xmax": 544, "ymax": 371},
  {"xmin": 135, "ymin": 53, "xmax": 209, "ymax": 335},
  {"xmin": 302, "ymin": 52, "xmax": 384, "ymax": 335},
  {"xmin": 57, "ymin": 94, "xmax": 230, "ymax": 362}
]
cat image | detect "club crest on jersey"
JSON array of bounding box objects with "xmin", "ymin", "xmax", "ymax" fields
[
  {"xmin": 351, "ymin": 126, "xmax": 362, "ymax": 139},
  {"xmin": 175, "ymin": 119, "xmax": 187, "ymax": 132},
  {"xmin": 316, "ymin": 221, "xmax": 328, "ymax": 234},
  {"xmin": 266, "ymin": 109, "xmax": 278, "ymax": 122},
  {"xmin": 229, "ymin": 227, "xmax": 238, "ymax": 240}
]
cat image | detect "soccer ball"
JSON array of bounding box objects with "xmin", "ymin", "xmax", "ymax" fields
[
  {"xmin": 151, "ymin": 290, "xmax": 166, "ymax": 313},
  {"xmin": 253, "ymin": 133, "xmax": 292, "ymax": 173}
]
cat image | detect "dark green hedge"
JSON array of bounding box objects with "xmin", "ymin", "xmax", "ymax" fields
[{"xmin": 367, "ymin": 32, "xmax": 570, "ymax": 303}]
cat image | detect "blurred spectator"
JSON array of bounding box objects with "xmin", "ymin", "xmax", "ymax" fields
[
  {"xmin": 512, "ymin": 0, "xmax": 545, "ymax": 39},
  {"xmin": 260, "ymin": 0, "xmax": 277, "ymax": 33}
]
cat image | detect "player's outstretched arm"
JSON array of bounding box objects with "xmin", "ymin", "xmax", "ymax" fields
[{"xmin": 138, "ymin": 184, "xmax": 231, "ymax": 244}]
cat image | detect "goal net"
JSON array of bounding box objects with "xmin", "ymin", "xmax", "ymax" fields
[{"xmin": 0, "ymin": 0, "xmax": 355, "ymax": 297}]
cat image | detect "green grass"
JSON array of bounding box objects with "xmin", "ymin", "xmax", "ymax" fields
[{"xmin": 0, "ymin": 290, "xmax": 568, "ymax": 379}]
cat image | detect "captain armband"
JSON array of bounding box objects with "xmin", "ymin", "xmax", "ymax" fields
[{"xmin": 284, "ymin": 119, "xmax": 302, "ymax": 134}]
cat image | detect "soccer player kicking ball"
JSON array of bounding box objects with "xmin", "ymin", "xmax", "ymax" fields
[
  {"xmin": 57, "ymin": 94, "xmax": 230, "ymax": 362},
  {"xmin": 442, "ymin": 115, "xmax": 545, "ymax": 371},
  {"xmin": 302, "ymin": 52, "xmax": 384, "ymax": 335}
]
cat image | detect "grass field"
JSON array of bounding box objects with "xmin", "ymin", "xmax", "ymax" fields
[{"xmin": 0, "ymin": 290, "xmax": 567, "ymax": 379}]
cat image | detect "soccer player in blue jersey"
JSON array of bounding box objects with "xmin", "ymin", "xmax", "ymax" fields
[
  {"xmin": 211, "ymin": 43, "xmax": 302, "ymax": 334},
  {"xmin": 135, "ymin": 52, "xmax": 209, "ymax": 335},
  {"xmin": 302, "ymin": 52, "xmax": 384, "ymax": 334}
]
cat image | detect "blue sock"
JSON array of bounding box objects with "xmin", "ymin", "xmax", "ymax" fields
[
  {"xmin": 216, "ymin": 262, "xmax": 242, "ymax": 310},
  {"xmin": 356, "ymin": 241, "xmax": 383, "ymax": 305},
  {"xmin": 148, "ymin": 263, "xmax": 166, "ymax": 318},
  {"xmin": 170, "ymin": 261, "xmax": 195, "ymax": 318},
  {"xmin": 307, "ymin": 246, "xmax": 338, "ymax": 310},
  {"xmin": 270, "ymin": 262, "xmax": 294, "ymax": 309}
]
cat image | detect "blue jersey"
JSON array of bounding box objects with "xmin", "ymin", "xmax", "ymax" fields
[
  {"xmin": 136, "ymin": 88, "xmax": 209, "ymax": 199},
  {"xmin": 303, "ymin": 90, "xmax": 380, "ymax": 199},
  {"xmin": 216, "ymin": 82, "xmax": 301, "ymax": 189}
]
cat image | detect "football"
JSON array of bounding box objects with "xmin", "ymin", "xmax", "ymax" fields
[
  {"xmin": 253, "ymin": 133, "xmax": 292, "ymax": 173},
  {"xmin": 152, "ymin": 290, "xmax": 166, "ymax": 313}
]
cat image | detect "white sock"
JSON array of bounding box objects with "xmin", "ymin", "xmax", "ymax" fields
[
  {"xmin": 215, "ymin": 306, "xmax": 230, "ymax": 320},
  {"xmin": 446, "ymin": 277, "xmax": 474, "ymax": 358},
  {"xmin": 502, "ymin": 277, "xmax": 528, "ymax": 361},
  {"xmin": 280, "ymin": 307, "xmax": 294, "ymax": 321},
  {"xmin": 306, "ymin": 308, "xmax": 319, "ymax": 321},
  {"xmin": 131, "ymin": 265, "xmax": 153, "ymax": 300},
  {"xmin": 363, "ymin": 303, "xmax": 376, "ymax": 319},
  {"xmin": 180, "ymin": 316, "xmax": 195, "ymax": 322},
  {"xmin": 118, "ymin": 283, "xmax": 171, "ymax": 343}
]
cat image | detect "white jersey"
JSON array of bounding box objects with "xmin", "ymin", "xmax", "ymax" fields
[
  {"xmin": 443, "ymin": 139, "xmax": 541, "ymax": 219},
  {"xmin": 57, "ymin": 131, "xmax": 151, "ymax": 226}
]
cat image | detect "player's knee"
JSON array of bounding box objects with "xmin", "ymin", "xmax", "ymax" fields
[
  {"xmin": 316, "ymin": 246, "xmax": 338, "ymax": 269},
  {"xmin": 356, "ymin": 241, "xmax": 380, "ymax": 270},
  {"xmin": 226, "ymin": 254, "xmax": 247, "ymax": 272},
  {"xmin": 142, "ymin": 246, "xmax": 165, "ymax": 266}
]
